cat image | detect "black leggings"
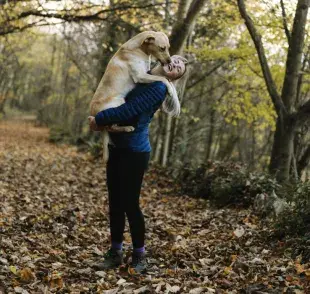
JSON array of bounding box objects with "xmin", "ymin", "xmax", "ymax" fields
[{"xmin": 106, "ymin": 147, "xmax": 150, "ymax": 248}]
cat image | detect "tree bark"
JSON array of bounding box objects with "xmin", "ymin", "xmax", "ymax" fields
[
  {"xmin": 170, "ymin": 0, "xmax": 208, "ymax": 55},
  {"xmin": 281, "ymin": 0, "xmax": 309, "ymax": 112},
  {"xmin": 280, "ymin": 0, "xmax": 291, "ymax": 44},
  {"xmin": 162, "ymin": 115, "xmax": 172, "ymax": 166},
  {"xmin": 269, "ymin": 116, "xmax": 296, "ymax": 181},
  {"xmin": 297, "ymin": 145, "xmax": 310, "ymax": 177},
  {"xmin": 205, "ymin": 108, "xmax": 215, "ymax": 161}
]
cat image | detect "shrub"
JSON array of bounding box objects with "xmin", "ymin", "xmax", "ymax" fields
[
  {"xmin": 87, "ymin": 141, "xmax": 102, "ymax": 158},
  {"xmin": 179, "ymin": 161, "xmax": 280, "ymax": 208},
  {"xmin": 275, "ymin": 181, "xmax": 310, "ymax": 236},
  {"xmin": 274, "ymin": 181, "xmax": 310, "ymax": 263},
  {"xmin": 49, "ymin": 125, "xmax": 72, "ymax": 144}
]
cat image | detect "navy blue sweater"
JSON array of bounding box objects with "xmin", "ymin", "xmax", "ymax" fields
[{"xmin": 95, "ymin": 81, "xmax": 167, "ymax": 152}]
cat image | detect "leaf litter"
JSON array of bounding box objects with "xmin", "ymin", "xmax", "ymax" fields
[{"xmin": 0, "ymin": 120, "xmax": 309, "ymax": 293}]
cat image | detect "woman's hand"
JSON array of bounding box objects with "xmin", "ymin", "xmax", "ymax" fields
[
  {"xmin": 88, "ymin": 116, "xmax": 133, "ymax": 132},
  {"xmin": 88, "ymin": 116, "xmax": 106, "ymax": 131}
]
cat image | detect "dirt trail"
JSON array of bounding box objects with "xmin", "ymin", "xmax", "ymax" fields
[{"xmin": 0, "ymin": 120, "xmax": 308, "ymax": 293}]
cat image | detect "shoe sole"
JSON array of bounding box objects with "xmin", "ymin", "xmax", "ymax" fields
[{"xmin": 94, "ymin": 262, "xmax": 124, "ymax": 270}]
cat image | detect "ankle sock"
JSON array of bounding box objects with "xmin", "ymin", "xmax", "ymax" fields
[
  {"xmin": 133, "ymin": 246, "xmax": 145, "ymax": 255},
  {"xmin": 111, "ymin": 241, "xmax": 123, "ymax": 251}
]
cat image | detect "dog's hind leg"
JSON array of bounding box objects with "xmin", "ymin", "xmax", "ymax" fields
[{"xmin": 102, "ymin": 131, "xmax": 110, "ymax": 164}]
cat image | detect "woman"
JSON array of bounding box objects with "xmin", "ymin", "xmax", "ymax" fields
[{"xmin": 88, "ymin": 55, "xmax": 187, "ymax": 273}]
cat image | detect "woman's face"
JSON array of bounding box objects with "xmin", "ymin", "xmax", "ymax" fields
[
  {"xmin": 162, "ymin": 57, "xmax": 186, "ymax": 80},
  {"xmin": 151, "ymin": 57, "xmax": 186, "ymax": 80}
]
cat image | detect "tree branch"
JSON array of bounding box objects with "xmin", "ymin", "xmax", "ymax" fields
[
  {"xmin": 187, "ymin": 60, "xmax": 225, "ymax": 89},
  {"xmin": 297, "ymin": 144, "xmax": 310, "ymax": 175},
  {"xmin": 170, "ymin": 0, "xmax": 209, "ymax": 54},
  {"xmin": 0, "ymin": 19, "xmax": 54, "ymax": 36},
  {"xmin": 296, "ymin": 44, "xmax": 310, "ymax": 106},
  {"xmin": 280, "ymin": 0, "xmax": 291, "ymax": 44},
  {"xmin": 237, "ymin": 0, "xmax": 285, "ymax": 116},
  {"xmin": 175, "ymin": 0, "xmax": 191, "ymax": 21},
  {"xmin": 0, "ymin": 3, "xmax": 166, "ymax": 36},
  {"xmin": 296, "ymin": 98, "xmax": 310, "ymax": 124}
]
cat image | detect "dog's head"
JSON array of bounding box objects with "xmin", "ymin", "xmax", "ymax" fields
[{"xmin": 141, "ymin": 32, "xmax": 171, "ymax": 65}]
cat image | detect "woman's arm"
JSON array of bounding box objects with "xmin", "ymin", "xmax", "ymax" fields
[{"xmin": 94, "ymin": 81, "xmax": 167, "ymax": 126}]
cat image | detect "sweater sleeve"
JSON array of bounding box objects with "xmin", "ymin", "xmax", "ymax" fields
[{"xmin": 94, "ymin": 81, "xmax": 167, "ymax": 126}]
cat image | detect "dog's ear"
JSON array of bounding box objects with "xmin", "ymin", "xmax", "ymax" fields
[{"xmin": 142, "ymin": 35, "xmax": 155, "ymax": 45}]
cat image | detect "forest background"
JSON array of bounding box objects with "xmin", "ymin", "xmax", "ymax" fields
[{"xmin": 1, "ymin": 0, "xmax": 309, "ymax": 182}]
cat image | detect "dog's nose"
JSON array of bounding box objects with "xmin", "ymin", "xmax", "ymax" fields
[{"xmin": 166, "ymin": 57, "xmax": 171, "ymax": 64}]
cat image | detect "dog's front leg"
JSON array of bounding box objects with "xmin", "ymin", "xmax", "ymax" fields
[
  {"xmin": 108, "ymin": 124, "xmax": 135, "ymax": 132},
  {"xmin": 132, "ymin": 72, "xmax": 174, "ymax": 97}
]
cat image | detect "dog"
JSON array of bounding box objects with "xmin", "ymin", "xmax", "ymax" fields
[{"xmin": 89, "ymin": 31, "xmax": 180, "ymax": 162}]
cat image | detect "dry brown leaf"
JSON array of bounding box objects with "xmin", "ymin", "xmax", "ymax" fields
[
  {"xmin": 49, "ymin": 271, "xmax": 64, "ymax": 289},
  {"xmin": 19, "ymin": 268, "xmax": 35, "ymax": 282}
]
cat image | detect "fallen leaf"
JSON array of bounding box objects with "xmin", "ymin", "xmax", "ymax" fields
[
  {"xmin": 14, "ymin": 287, "xmax": 29, "ymax": 294},
  {"xmin": 102, "ymin": 288, "xmax": 119, "ymax": 294},
  {"xmin": 233, "ymin": 227, "xmax": 245, "ymax": 238},
  {"xmin": 49, "ymin": 271, "xmax": 63, "ymax": 289},
  {"xmin": 134, "ymin": 285, "xmax": 150, "ymax": 293},
  {"xmin": 19, "ymin": 268, "xmax": 35, "ymax": 282},
  {"xmin": 95, "ymin": 271, "xmax": 106, "ymax": 278},
  {"xmin": 116, "ymin": 278, "xmax": 126, "ymax": 285},
  {"xmin": 189, "ymin": 288, "xmax": 204, "ymax": 294},
  {"xmin": 165, "ymin": 283, "xmax": 180, "ymax": 293},
  {"xmin": 223, "ymin": 266, "xmax": 232, "ymax": 275},
  {"xmin": 295, "ymin": 262, "xmax": 305, "ymax": 274}
]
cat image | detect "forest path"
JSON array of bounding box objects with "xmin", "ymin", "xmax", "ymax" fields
[{"xmin": 0, "ymin": 120, "xmax": 307, "ymax": 293}]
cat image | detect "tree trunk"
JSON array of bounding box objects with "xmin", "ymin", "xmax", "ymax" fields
[
  {"xmin": 162, "ymin": 115, "xmax": 172, "ymax": 167},
  {"xmin": 205, "ymin": 108, "xmax": 215, "ymax": 161},
  {"xmin": 297, "ymin": 145, "xmax": 310, "ymax": 177},
  {"xmin": 153, "ymin": 113, "xmax": 164, "ymax": 163},
  {"xmin": 269, "ymin": 116, "xmax": 296, "ymax": 182},
  {"xmin": 237, "ymin": 0, "xmax": 310, "ymax": 182},
  {"xmin": 170, "ymin": 0, "xmax": 208, "ymax": 55},
  {"xmin": 162, "ymin": 0, "xmax": 206, "ymax": 166}
]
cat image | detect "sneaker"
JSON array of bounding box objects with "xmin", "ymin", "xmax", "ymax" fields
[
  {"xmin": 94, "ymin": 248, "xmax": 124, "ymax": 270},
  {"xmin": 129, "ymin": 251, "xmax": 148, "ymax": 273}
]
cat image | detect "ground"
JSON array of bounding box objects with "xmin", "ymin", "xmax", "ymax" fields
[{"xmin": 0, "ymin": 120, "xmax": 309, "ymax": 293}]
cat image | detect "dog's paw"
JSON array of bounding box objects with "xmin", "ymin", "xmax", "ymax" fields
[{"xmin": 124, "ymin": 126, "xmax": 135, "ymax": 132}]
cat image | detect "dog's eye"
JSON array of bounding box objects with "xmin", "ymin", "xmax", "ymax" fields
[{"xmin": 160, "ymin": 47, "xmax": 166, "ymax": 52}]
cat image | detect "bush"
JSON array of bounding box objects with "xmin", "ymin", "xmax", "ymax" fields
[
  {"xmin": 178, "ymin": 161, "xmax": 310, "ymax": 262},
  {"xmin": 276, "ymin": 181, "xmax": 310, "ymax": 236},
  {"xmin": 274, "ymin": 181, "xmax": 310, "ymax": 263},
  {"xmin": 49, "ymin": 125, "xmax": 72, "ymax": 144},
  {"xmin": 179, "ymin": 161, "xmax": 280, "ymax": 208},
  {"xmin": 87, "ymin": 141, "xmax": 102, "ymax": 158}
]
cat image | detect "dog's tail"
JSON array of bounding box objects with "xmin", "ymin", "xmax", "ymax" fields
[
  {"xmin": 102, "ymin": 131, "xmax": 109, "ymax": 164},
  {"xmin": 162, "ymin": 82, "xmax": 180, "ymax": 117}
]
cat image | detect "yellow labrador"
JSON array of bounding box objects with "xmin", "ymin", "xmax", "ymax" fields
[{"xmin": 89, "ymin": 31, "xmax": 180, "ymax": 162}]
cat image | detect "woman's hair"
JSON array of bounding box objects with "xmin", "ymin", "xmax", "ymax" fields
[{"xmin": 162, "ymin": 55, "xmax": 188, "ymax": 116}]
